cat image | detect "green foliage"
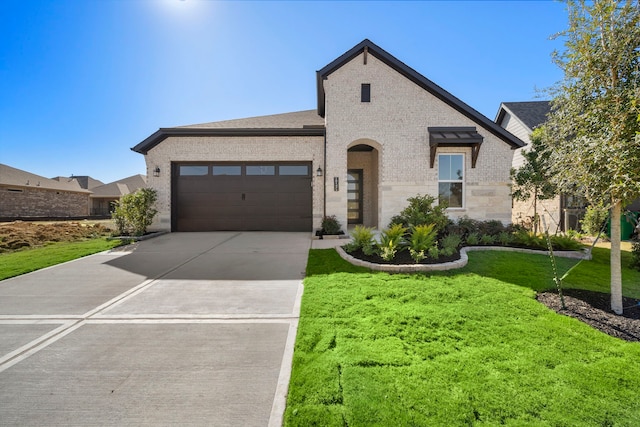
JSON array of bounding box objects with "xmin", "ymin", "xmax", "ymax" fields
[
  {"xmin": 112, "ymin": 188, "xmax": 158, "ymax": 236},
  {"xmin": 427, "ymin": 245, "xmax": 439, "ymax": 259},
  {"xmin": 511, "ymin": 128, "xmax": 558, "ymax": 232},
  {"xmin": 497, "ymin": 231, "xmax": 513, "ymax": 245},
  {"xmin": 440, "ymin": 233, "xmax": 462, "ymax": 253},
  {"xmin": 0, "ymin": 239, "xmax": 123, "ymax": 281},
  {"xmin": 465, "ymin": 232, "xmax": 480, "ymax": 246},
  {"xmin": 389, "ymin": 194, "xmax": 449, "ymax": 233},
  {"xmin": 408, "ymin": 224, "xmax": 437, "ymax": 263},
  {"xmin": 377, "ymin": 224, "xmax": 407, "ymax": 261},
  {"xmin": 630, "ymin": 240, "xmax": 640, "ymax": 271},
  {"xmin": 480, "ymin": 234, "xmax": 496, "ymax": 245},
  {"xmin": 580, "ymin": 204, "xmax": 609, "ymax": 236},
  {"xmin": 512, "ymin": 230, "xmax": 547, "ymax": 250},
  {"xmin": 288, "ymin": 250, "xmax": 640, "ymax": 426},
  {"xmin": 321, "ymin": 215, "xmax": 342, "ymax": 235},
  {"xmin": 344, "ymin": 225, "xmax": 376, "ymax": 256}
]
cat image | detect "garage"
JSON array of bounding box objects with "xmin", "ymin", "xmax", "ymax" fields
[{"xmin": 172, "ymin": 162, "xmax": 312, "ymax": 232}]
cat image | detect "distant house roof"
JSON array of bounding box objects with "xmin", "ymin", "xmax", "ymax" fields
[
  {"xmin": 0, "ymin": 164, "xmax": 90, "ymax": 193},
  {"xmin": 132, "ymin": 110, "xmax": 325, "ymax": 155},
  {"xmin": 495, "ymin": 101, "xmax": 551, "ymax": 132},
  {"xmin": 316, "ymin": 39, "xmax": 525, "ymax": 149},
  {"xmin": 90, "ymin": 174, "xmax": 147, "ymax": 198}
]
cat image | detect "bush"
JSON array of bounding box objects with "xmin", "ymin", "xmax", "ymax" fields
[
  {"xmin": 321, "ymin": 215, "xmax": 342, "ymax": 235},
  {"xmin": 377, "ymin": 224, "xmax": 407, "ymax": 261},
  {"xmin": 580, "ymin": 204, "xmax": 609, "ymax": 236},
  {"xmin": 111, "ymin": 188, "xmax": 158, "ymax": 236},
  {"xmin": 497, "ymin": 231, "xmax": 513, "ymax": 246},
  {"xmin": 345, "ymin": 225, "xmax": 376, "ymax": 255},
  {"xmin": 408, "ymin": 224, "xmax": 438, "ymax": 263},
  {"xmin": 440, "ymin": 233, "xmax": 462, "ymax": 254},
  {"xmin": 480, "ymin": 234, "xmax": 496, "ymax": 245},
  {"xmin": 389, "ymin": 194, "xmax": 449, "ymax": 233},
  {"xmin": 631, "ymin": 240, "xmax": 640, "ymax": 271},
  {"xmin": 512, "ymin": 230, "xmax": 547, "ymax": 250},
  {"xmin": 465, "ymin": 232, "xmax": 480, "ymax": 246},
  {"xmin": 549, "ymin": 234, "xmax": 584, "ymax": 251}
]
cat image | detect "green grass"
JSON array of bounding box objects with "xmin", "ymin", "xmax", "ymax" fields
[
  {"xmin": 0, "ymin": 238, "xmax": 124, "ymax": 281},
  {"xmin": 286, "ymin": 249, "xmax": 640, "ymax": 426}
]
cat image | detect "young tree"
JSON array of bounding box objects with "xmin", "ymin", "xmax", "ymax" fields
[
  {"xmin": 543, "ymin": 0, "xmax": 640, "ymax": 314},
  {"xmin": 510, "ymin": 128, "xmax": 558, "ymax": 233}
]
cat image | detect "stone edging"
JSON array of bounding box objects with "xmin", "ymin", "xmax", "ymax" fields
[
  {"xmin": 336, "ymin": 245, "xmax": 591, "ymax": 273},
  {"xmin": 107, "ymin": 231, "xmax": 169, "ymax": 242}
]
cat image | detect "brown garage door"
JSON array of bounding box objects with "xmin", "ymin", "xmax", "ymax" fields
[{"xmin": 173, "ymin": 162, "xmax": 312, "ymax": 232}]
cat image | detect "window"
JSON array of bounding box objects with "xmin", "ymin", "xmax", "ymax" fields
[
  {"xmin": 361, "ymin": 83, "xmax": 371, "ymax": 102},
  {"xmin": 279, "ymin": 165, "xmax": 309, "ymax": 176},
  {"xmin": 179, "ymin": 165, "xmax": 208, "ymax": 176},
  {"xmin": 246, "ymin": 165, "xmax": 275, "ymax": 175},
  {"xmin": 212, "ymin": 165, "xmax": 241, "ymax": 176},
  {"xmin": 438, "ymin": 154, "xmax": 464, "ymax": 208}
]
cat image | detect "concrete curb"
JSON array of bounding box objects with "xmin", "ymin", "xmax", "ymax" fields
[
  {"xmin": 336, "ymin": 245, "xmax": 591, "ymax": 273},
  {"xmin": 107, "ymin": 231, "xmax": 169, "ymax": 242}
]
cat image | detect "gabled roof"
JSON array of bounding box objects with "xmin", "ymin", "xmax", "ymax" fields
[
  {"xmin": 132, "ymin": 110, "xmax": 325, "ymax": 155},
  {"xmin": 495, "ymin": 101, "xmax": 551, "ymax": 132},
  {"xmin": 90, "ymin": 174, "xmax": 147, "ymax": 198},
  {"xmin": 0, "ymin": 164, "xmax": 91, "ymax": 193},
  {"xmin": 316, "ymin": 39, "xmax": 525, "ymax": 149}
]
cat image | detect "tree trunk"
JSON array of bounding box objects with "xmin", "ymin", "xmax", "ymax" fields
[
  {"xmin": 533, "ymin": 187, "xmax": 538, "ymax": 234},
  {"xmin": 610, "ymin": 201, "xmax": 623, "ymax": 315}
]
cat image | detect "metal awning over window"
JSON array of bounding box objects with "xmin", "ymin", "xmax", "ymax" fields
[{"xmin": 428, "ymin": 127, "xmax": 483, "ymax": 168}]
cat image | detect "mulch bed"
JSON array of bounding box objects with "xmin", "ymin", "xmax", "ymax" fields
[
  {"xmin": 537, "ymin": 290, "xmax": 640, "ymax": 342},
  {"xmin": 346, "ymin": 248, "xmax": 460, "ymax": 265}
]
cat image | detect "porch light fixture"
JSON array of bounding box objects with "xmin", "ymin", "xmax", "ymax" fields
[
  {"xmin": 153, "ymin": 167, "xmax": 161, "ymax": 177},
  {"xmin": 316, "ymin": 166, "xmax": 323, "ymax": 177}
]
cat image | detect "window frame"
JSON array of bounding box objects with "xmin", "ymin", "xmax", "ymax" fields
[
  {"xmin": 437, "ymin": 153, "xmax": 465, "ymax": 209},
  {"xmin": 361, "ymin": 83, "xmax": 371, "ymax": 102}
]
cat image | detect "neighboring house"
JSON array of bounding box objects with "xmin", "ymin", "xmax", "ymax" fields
[
  {"xmin": 0, "ymin": 164, "xmax": 91, "ymax": 218},
  {"xmin": 133, "ymin": 39, "xmax": 525, "ymax": 232},
  {"xmin": 88, "ymin": 174, "xmax": 147, "ymax": 216},
  {"xmin": 496, "ymin": 101, "xmax": 587, "ymax": 232}
]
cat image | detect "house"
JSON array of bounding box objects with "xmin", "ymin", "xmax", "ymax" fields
[
  {"xmin": 0, "ymin": 164, "xmax": 91, "ymax": 218},
  {"xmin": 88, "ymin": 174, "xmax": 147, "ymax": 216},
  {"xmin": 133, "ymin": 39, "xmax": 525, "ymax": 233},
  {"xmin": 496, "ymin": 101, "xmax": 586, "ymax": 232}
]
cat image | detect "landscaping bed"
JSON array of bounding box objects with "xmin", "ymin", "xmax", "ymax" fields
[
  {"xmin": 538, "ymin": 289, "xmax": 640, "ymax": 342},
  {"xmin": 0, "ymin": 220, "xmax": 114, "ymax": 252}
]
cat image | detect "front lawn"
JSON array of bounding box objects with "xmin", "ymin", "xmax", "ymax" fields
[
  {"xmin": 0, "ymin": 238, "xmax": 124, "ymax": 281},
  {"xmin": 285, "ymin": 249, "xmax": 640, "ymax": 426}
]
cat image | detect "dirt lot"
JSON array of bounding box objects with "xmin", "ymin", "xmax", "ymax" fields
[{"xmin": 0, "ymin": 220, "xmax": 115, "ymax": 253}]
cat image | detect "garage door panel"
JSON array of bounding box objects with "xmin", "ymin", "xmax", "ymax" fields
[{"xmin": 174, "ymin": 162, "xmax": 312, "ymax": 231}]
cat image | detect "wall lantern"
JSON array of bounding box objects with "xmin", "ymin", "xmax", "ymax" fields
[
  {"xmin": 153, "ymin": 167, "xmax": 161, "ymax": 177},
  {"xmin": 316, "ymin": 166, "xmax": 323, "ymax": 177},
  {"xmin": 333, "ymin": 177, "xmax": 339, "ymax": 191}
]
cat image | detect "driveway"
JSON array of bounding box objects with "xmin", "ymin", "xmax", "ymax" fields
[{"xmin": 0, "ymin": 232, "xmax": 310, "ymax": 426}]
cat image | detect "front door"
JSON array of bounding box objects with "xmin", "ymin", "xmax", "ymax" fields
[{"xmin": 347, "ymin": 169, "xmax": 363, "ymax": 224}]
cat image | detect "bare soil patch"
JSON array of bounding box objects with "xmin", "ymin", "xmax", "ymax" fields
[
  {"xmin": 0, "ymin": 221, "xmax": 114, "ymax": 253},
  {"xmin": 537, "ymin": 290, "xmax": 640, "ymax": 342}
]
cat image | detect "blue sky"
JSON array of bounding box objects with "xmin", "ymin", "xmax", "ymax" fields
[{"xmin": 1, "ymin": 0, "xmax": 568, "ymax": 183}]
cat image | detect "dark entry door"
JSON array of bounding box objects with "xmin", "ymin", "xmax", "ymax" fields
[
  {"xmin": 173, "ymin": 162, "xmax": 312, "ymax": 231},
  {"xmin": 347, "ymin": 169, "xmax": 363, "ymax": 224}
]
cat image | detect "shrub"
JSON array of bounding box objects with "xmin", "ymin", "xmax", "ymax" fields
[
  {"xmin": 631, "ymin": 240, "xmax": 640, "ymax": 271},
  {"xmin": 480, "ymin": 234, "xmax": 496, "ymax": 245},
  {"xmin": 580, "ymin": 204, "xmax": 609, "ymax": 236},
  {"xmin": 427, "ymin": 246, "xmax": 440, "ymax": 259},
  {"xmin": 321, "ymin": 215, "xmax": 342, "ymax": 235},
  {"xmin": 465, "ymin": 232, "xmax": 480, "ymax": 246},
  {"xmin": 440, "ymin": 233, "xmax": 462, "ymax": 254},
  {"xmin": 497, "ymin": 231, "xmax": 513, "ymax": 246},
  {"xmin": 512, "ymin": 230, "xmax": 547, "ymax": 250},
  {"xmin": 377, "ymin": 224, "xmax": 407, "ymax": 261},
  {"xmin": 345, "ymin": 225, "xmax": 376, "ymax": 255},
  {"xmin": 549, "ymin": 234, "xmax": 584, "ymax": 251},
  {"xmin": 389, "ymin": 194, "xmax": 449, "ymax": 233},
  {"xmin": 111, "ymin": 188, "xmax": 158, "ymax": 236},
  {"xmin": 408, "ymin": 224, "xmax": 438, "ymax": 263}
]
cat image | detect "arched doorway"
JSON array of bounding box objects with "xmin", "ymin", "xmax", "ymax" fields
[{"xmin": 347, "ymin": 140, "xmax": 380, "ymax": 228}]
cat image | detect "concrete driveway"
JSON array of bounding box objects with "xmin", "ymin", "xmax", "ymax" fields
[{"xmin": 0, "ymin": 232, "xmax": 310, "ymax": 426}]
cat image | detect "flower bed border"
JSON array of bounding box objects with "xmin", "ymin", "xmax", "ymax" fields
[{"xmin": 336, "ymin": 245, "xmax": 591, "ymax": 273}]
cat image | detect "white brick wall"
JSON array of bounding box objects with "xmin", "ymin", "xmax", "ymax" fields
[
  {"xmin": 323, "ymin": 53, "xmax": 515, "ymax": 228},
  {"xmin": 143, "ymin": 136, "xmax": 324, "ymax": 231}
]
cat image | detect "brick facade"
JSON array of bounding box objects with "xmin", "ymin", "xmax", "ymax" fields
[{"xmin": 0, "ymin": 186, "xmax": 89, "ymax": 217}]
